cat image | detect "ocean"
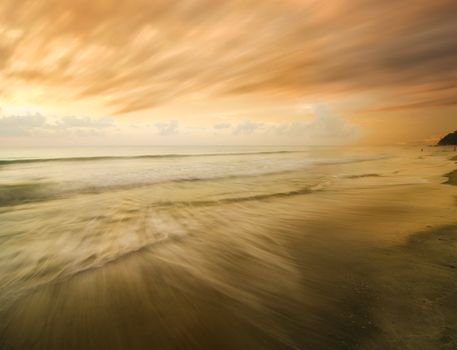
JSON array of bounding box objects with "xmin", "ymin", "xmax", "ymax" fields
[{"xmin": 1, "ymin": 145, "xmax": 456, "ymax": 349}]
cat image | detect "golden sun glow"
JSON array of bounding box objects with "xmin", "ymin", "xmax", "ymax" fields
[{"xmin": 0, "ymin": 0, "xmax": 456, "ymax": 145}]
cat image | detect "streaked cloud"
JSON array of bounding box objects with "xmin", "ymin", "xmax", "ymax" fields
[{"xmin": 1, "ymin": 0, "xmax": 456, "ymax": 115}]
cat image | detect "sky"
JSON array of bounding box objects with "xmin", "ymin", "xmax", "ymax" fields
[{"xmin": 0, "ymin": 0, "xmax": 456, "ymax": 146}]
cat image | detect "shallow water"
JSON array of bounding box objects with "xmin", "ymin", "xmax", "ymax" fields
[{"xmin": 1, "ymin": 146, "xmax": 456, "ymax": 349}]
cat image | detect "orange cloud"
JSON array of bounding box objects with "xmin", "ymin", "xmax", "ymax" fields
[{"xmin": 1, "ymin": 0, "xmax": 456, "ymax": 114}]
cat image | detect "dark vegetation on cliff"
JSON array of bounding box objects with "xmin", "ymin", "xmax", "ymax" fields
[{"xmin": 437, "ymin": 131, "xmax": 457, "ymax": 145}]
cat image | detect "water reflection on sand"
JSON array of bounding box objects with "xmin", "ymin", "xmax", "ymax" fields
[{"xmin": 1, "ymin": 147, "xmax": 457, "ymax": 349}]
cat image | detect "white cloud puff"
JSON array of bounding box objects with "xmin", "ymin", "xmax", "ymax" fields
[
  {"xmin": 53, "ymin": 116, "xmax": 114, "ymax": 130},
  {"xmin": 0, "ymin": 113, "xmax": 114, "ymax": 136},
  {"xmin": 270, "ymin": 105, "xmax": 360, "ymax": 143},
  {"xmin": 233, "ymin": 121, "xmax": 264, "ymax": 135},
  {"xmin": 0, "ymin": 114, "xmax": 46, "ymax": 136},
  {"xmin": 213, "ymin": 122, "xmax": 231, "ymax": 130},
  {"xmin": 155, "ymin": 120, "xmax": 179, "ymax": 136}
]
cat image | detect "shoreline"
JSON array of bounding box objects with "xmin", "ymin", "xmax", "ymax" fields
[
  {"xmin": 1, "ymin": 148, "xmax": 457, "ymax": 349},
  {"xmin": 444, "ymin": 155, "xmax": 457, "ymax": 185}
]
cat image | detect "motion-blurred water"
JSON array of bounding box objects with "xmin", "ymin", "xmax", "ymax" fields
[
  {"xmin": 0, "ymin": 146, "xmax": 388, "ymax": 203},
  {"xmin": 0, "ymin": 146, "xmax": 387, "ymax": 304},
  {"xmin": 2, "ymin": 146, "xmax": 455, "ymax": 350}
]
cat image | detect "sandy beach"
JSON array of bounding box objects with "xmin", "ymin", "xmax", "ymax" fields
[
  {"xmin": 445, "ymin": 156, "xmax": 457, "ymax": 186},
  {"xmin": 1, "ymin": 146, "xmax": 457, "ymax": 350}
]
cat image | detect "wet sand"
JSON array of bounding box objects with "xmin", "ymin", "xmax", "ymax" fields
[
  {"xmin": 445, "ymin": 170, "xmax": 457, "ymax": 185},
  {"xmin": 1, "ymin": 149, "xmax": 457, "ymax": 350},
  {"xmin": 445, "ymin": 155, "xmax": 457, "ymax": 185}
]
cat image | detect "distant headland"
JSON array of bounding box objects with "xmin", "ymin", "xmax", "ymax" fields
[{"xmin": 437, "ymin": 130, "xmax": 457, "ymax": 145}]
